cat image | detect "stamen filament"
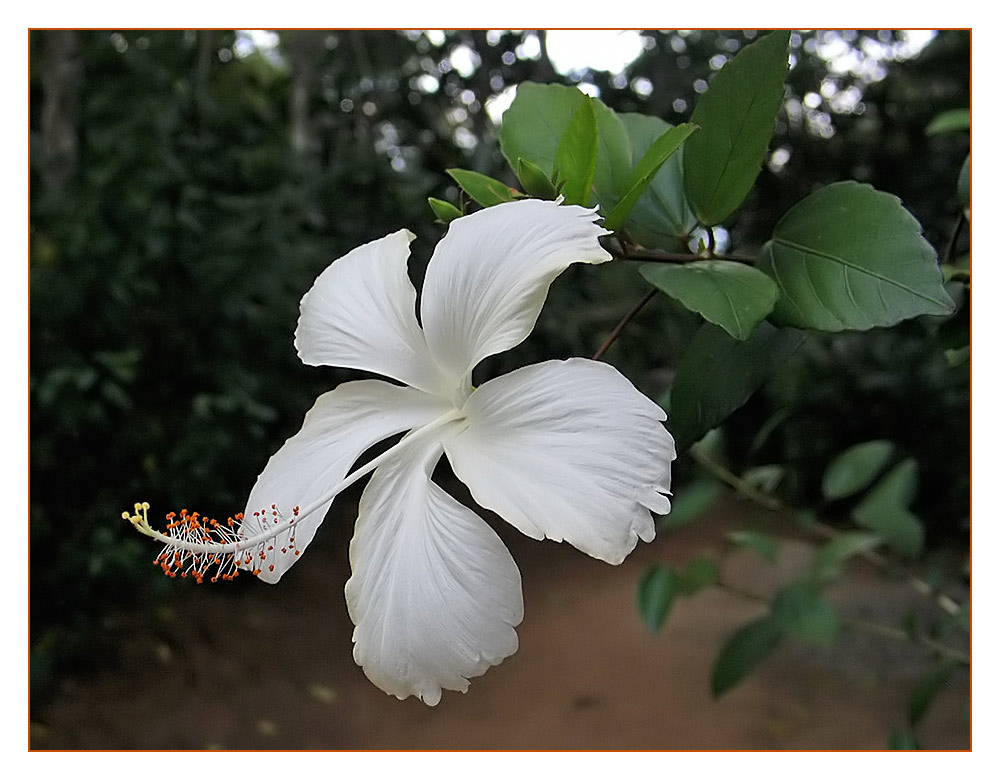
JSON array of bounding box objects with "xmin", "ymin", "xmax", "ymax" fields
[{"xmin": 124, "ymin": 407, "xmax": 464, "ymax": 580}]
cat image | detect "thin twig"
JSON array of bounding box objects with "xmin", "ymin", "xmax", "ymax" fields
[
  {"xmin": 943, "ymin": 212, "xmax": 967, "ymax": 266},
  {"xmin": 592, "ymin": 288, "xmax": 658, "ymax": 361},
  {"xmin": 714, "ymin": 578, "xmax": 969, "ymax": 665},
  {"xmin": 689, "ymin": 446, "xmax": 963, "ymax": 618}
]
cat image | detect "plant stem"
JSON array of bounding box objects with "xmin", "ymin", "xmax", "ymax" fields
[
  {"xmin": 689, "ymin": 446, "xmax": 964, "ymax": 618},
  {"xmin": 592, "ymin": 288, "xmax": 658, "ymax": 361},
  {"xmin": 712, "ymin": 577, "xmax": 969, "ymax": 665}
]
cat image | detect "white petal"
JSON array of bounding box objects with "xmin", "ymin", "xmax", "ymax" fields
[
  {"xmin": 294, "ymin": 229, "xmax": 451, "ymax": 396},
  {"xmin": 346, "ymin": 433, "xmax": 523, "ymax": 705},
  {"xmin": 444, "ymin": 358, "xmax": 675, "ymax": 565},
  {"xmin": 241, "ymin": 380, "xmax": 451, "ymax": 583},
  {"xmin": 420, "ymin": 200, "xmax": 612, "ymax": 384}
]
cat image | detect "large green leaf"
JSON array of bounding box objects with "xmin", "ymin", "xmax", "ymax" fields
[
  {"xmin": 553, "ymin": 96, "xmax": 598, "ymax": 205},
  {"xmin": 821, "ymin": 440, "xmax": 896, "ymax": 501},
  {"xmin": 619, "ymin": 113, "xmax": 698, "ymax": 252},
  {"xmin": 757, "ymin": 181, "xmax": 954, "ymax": 331},
  {"xmin": 498, "ymin": 81, "xmax": 632, "ymax": 207},
  {"xmin": 711, "ymin": 615, "xmax": 784, "ymax": 697},
  {"xmin": 670, "ymin": 322, "xmax": 805, "ymax": 450},
  {"xmin": 640, "ymin": 260, "xmax": 779, "ymax": 340},
  {"xmin": 684, "ymin": 31, "xmax": 790, "ymax": 225},
  {"xmin": 604, "ymin": 122, "xmax": 698, "ymax": 232},
  {"xmin": 851, "ymin": 458, "xmax": 925, "ymax": 559}
]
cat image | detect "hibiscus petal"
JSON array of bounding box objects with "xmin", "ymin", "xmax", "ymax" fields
[
  {"xmin": 346, "ymin": 433, "xmax": 523, "ymax": 705},
  {"xmin": 241, "ymin": 380, "xmax": 451, "ymax": 584},
  {"xmin": 444, "ymin": 358, "xmax": 675, "ymax": 565},
  {"xmin": 420, "ymin": 200, "xmax": 612, "ymax": 385},
  {"xmin": 294, "ymin": 229, "xmax": 451, "ymax": 396}
]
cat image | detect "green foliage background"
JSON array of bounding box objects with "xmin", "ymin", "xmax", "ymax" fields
[{"xmin": 30, "ymin": 30, "xmax": 969, "ymax": 708}]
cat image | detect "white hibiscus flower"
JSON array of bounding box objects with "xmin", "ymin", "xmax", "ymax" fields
[{"xmin": 127, "ymin": 199, "xmax": 675, "ymax": 705}]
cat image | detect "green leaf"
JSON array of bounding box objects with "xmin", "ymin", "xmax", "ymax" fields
[
  {"xmin": 684, "ymin": 31, "xmax": 790, "ymax": 225},
  {"xmin": 670, "ymin": 322, "xmax": 805, "ymax": 450},
  {"xmin": 926, "ymin": 108, "xmax": 970, "ymax": 135},
  {"xmin": 498, "ymin": 81, "xmax": 632, "ymax": 207},
  {"xmin": 637, "ymin": 566, "xmax": 677, "ymax": 633},
  {"xmin": 446, "ymin": 168, "xmax": 519, "ymax": 207},
  {"xmin": 822, "ymin": 440, "xmax": 896, "ymax": 501},
  {"xmin": 757, "ymin": 181, "xmax": 954, "ymax": 331},
  {"xmin": 675, "ymin": 555, "xmax": 719, "ymax": 596},
  {"xmin": 658, "ymin": 479, "xmax": 721, "ymax": 530},
  {"xmin": 742, "ymin": 464, "xmax": 785, "ymax": 494},
  {"xmin": 641, "ymin": 260, "xmax": 778, "ymax": 340},
  {"xmin": 711, "ymin": 615, "xmax": 784, "ymax": 697},
  {"xmin": 810, "ymin": 532, "xmax": 883, "ymax": 584},
  {"xmin": 553, "ymin": 96, "xmax": 598, "ymax": 205},
  {"xmin": 515, "ymin": 157, "xmax": 557, "ymax": 199},
  {"xmin": 851, "ymin": 458, "xmax": 925, "ymax": 559},
  {"xmin": 427, "ymin": 197, "xmax": 463, "ymax": 224},
  {"xmin": 771, "ymin": 583, "xmax": 839, "ymax": 648},
  {"xmin": 943, "ymin": 345, "xmax": 969, "ymax": 367},
  {"xmin": 727, "ymin": 530, "xmax": 779, "ymax": 562},
  {"xmin": 942, "ymin": 253, "xmax": 970, "ymax": 282},
  {"xmin": 957, "ymin": 154, "xmax": 970, "ymax": 209},
  {"xmin": 618, "ymin": 113, "xmax": 699, "ymax": 252},
  {"xmin": 909, "ymin": 662, "xmax": 958, "ymax": 727},
  {"xmin": 955, "ymin": 601, "xmax": 970, "ymax": 632},
  {"xmin": 604, "ymin": 123, "xmax": 698, "ymax": 232},
  {"xmin": 888, "ymin": 728, "xmax": 920, "ymax": 750}
]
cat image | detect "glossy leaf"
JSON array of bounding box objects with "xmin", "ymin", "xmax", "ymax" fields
[
  {"xmin": 515, "ymin": 157, "xmax": 557, "ymax": 200},
  {"xmin": 427, "ymin": 197, "xmax": 463, "ymax": 224},
  {"xmin": 684, "ymin": 31, "xmax": 790, "ymax": 224},
  {"xmin": 670, "ymin": 322, "xmax": 805, "ymax": 450},
  {"xmin": 727, "ymin": 530, "xmax": 779, "ymax": 562},
  {"xmin": 446, "ymin": 168, "xmax": 519, "ymax": 207},
  {"xmin": 851, "ymin": 458, "xmax": 925, "ymax": 559},
  {"xmin": 642, "ymin": 260, "xmax": 778, "ymax": 340},
  {"xmin": 821, "ymin": 440, "xmax": 896, "ymax": 500},
  {"xmin": 637, "ymin": 566, "xmax": 677, "ymax": 633},
  {"xmin": 771, "ymin": 583, "xmax": 839, "ymax": 648},
  {"xmin": 619, "ymin": 112, "xmax": 698, "ymax": 252},
  {"xmin": 498, "ymin": 81, "xmax": 632, "ymax": 207},
  {"xmin": 604, "ymin": 123, "xmax": 698, "ymax": 231},
  {"xmin": 553, "ymin": 96, "xmax": 598, "ymax": 205},
  {"xmin": 757, "ymin": 182, "xmax": 954, "ymax": 331},
  {"xmin": 711, "ymin": 615, "xmax": 784, "ymax": 697}
]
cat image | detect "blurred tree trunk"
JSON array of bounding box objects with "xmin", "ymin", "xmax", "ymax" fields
[
  {"xmin": 39, "ymin": 30, "xmax": 80, "ymax": 191},
  {"xmin": 284, "ymin": 30, "xmax": 328, "ymax": 162}
]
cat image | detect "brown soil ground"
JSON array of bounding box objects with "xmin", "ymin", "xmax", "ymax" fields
[{"xmin": 31, "ymin": 493, "xmax": 970, "ymax": 750}]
